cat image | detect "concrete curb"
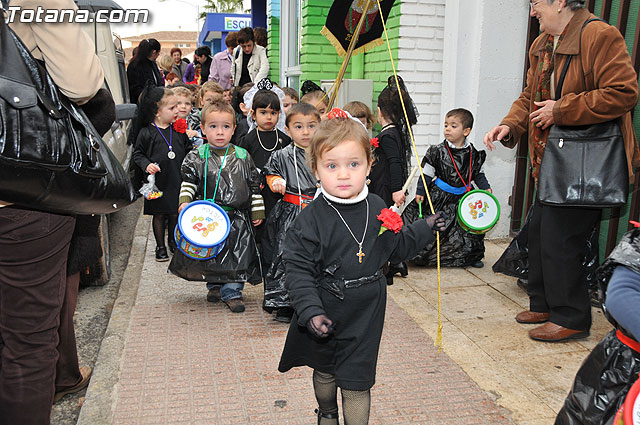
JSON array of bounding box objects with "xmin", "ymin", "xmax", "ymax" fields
[{"xmin": 77, "ymin": 212, "xmax": 150, "ymax": 425}]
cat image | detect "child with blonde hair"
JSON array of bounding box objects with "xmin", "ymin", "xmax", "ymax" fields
[
  {"xmin": 278, "ymin": 110, "xmax": 445, "ymax": 425},
  {"xmin": 343, "ymin": 101, "xmax": 374, "ymax": 134},
  {"xmin": 199, "ymin": 81, "xmax": 224, "ymax": 107},
  {"xmin": 172, "ymin": 86, "xmax": 201, "ymax": 147}
]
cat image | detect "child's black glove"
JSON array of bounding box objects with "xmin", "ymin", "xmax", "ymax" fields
[
  {"xmin": 426, "ymin": 212, "xmax": 448, "ymax": 234},
  {"xmin": 307, "ymin": 314, "xmax": 335, "ymax": 338}
]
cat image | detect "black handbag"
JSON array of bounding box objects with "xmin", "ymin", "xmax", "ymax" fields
[
  {"xmin": 537, "ymin": 19, "xmax": 628, "ymax": 208},
  {"xmin": 0, "ymin": 13, "xmax": 137, "ymax": 215}
]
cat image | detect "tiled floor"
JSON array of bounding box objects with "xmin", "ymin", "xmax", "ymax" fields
[
  {"xmin": 114, "ymin": 295, "xmax": 512, "ymax": 425},
  {"xmin": 112, "ymin": 232, "xmax": 514, "ymax": 424}
]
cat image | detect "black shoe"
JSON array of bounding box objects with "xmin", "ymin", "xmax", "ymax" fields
[
  {"xmin": 388, "ymin": 261, "xmax": 408, "ymax": 277},
  {"xmin": 315, "ymin": 408, "xmax": 339, "ymax": 425},
  {"xmin": 517, "ymin": 278, "xmax": 528, "ymax": 292},
  {"xmin": 168, "ymin": 244, "xmax": 176, "ymax": 254},
  {"xmin": 262, "ymin": 305, "xmax": 275, "ymax": 314},
  {"xmin": 206, "ymin": 286, "xmax": 221, "ymax": 303},
  {"xmin": 471, "ymin": 260, "xmax": 484, "ymax": 268},
  {"xmin": 155, "ymin": 246, "xmax": 169, "ymax": 262},
  {"xmin": 275, "ymin": 307, "xmax": 294, "ymax": 323},
  {"xmin": 385, "ymin": 273, "xmax": 394, "ymax": 286}
]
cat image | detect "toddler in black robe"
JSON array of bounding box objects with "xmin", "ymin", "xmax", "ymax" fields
[
  {"xmin": 278, "ymin": 111, "xmax": 446, "ymax": 425},
  {"xmin": 132, "ymin": 86, "xmax": 189, "ymax": 262},
  {"xmin": 403, "ymin": 108, "xmax": 491, "ymax": 268},
  {"xmin": 169, "ymin": 101, "xmax": 264, "ymax": 313}
]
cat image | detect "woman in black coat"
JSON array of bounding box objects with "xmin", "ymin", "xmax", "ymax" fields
[{"xmin": 127, "ymin": 38, "xmax": 163, "ymax": 104}]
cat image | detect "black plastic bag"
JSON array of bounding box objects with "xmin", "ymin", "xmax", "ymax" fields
[
  {"xmin": 555, "ymin": 329, "xmax": 640, "ymax": 425},
  {"xmin": 492, "ymin": 208, "xmax": 531, "ymax": 279},
  {"xmin": 556, "ymin": 228, "xmax": 640, "ymax": 424}
]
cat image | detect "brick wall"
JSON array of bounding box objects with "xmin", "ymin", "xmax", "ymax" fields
[
  {"xmin": 299, "ymin": 0, "xmax": 352, "ymax": 88},
  {"xmin": 362, "ymin": 1, "xmax": 401, "ymax": 118},
  {"xmin": 279, "ymin": 0, "xmax": 446, "ymax": 158},
  {"xmin": 396, "ymin": 0, "xmax": 446, "ymax": 156},
  {"xmin": 267, "ymin": 0, "xmax": 281, "ymax": 84}
]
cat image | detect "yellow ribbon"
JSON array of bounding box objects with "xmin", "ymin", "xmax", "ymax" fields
[{"xmin": 375, "ymin": 0, "xmax": 443, "ymax": 350}]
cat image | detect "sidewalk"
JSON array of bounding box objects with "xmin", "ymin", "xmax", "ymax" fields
[{"xmin": 79, "ymin": 213, "xmax": 609, "ymax": 424}]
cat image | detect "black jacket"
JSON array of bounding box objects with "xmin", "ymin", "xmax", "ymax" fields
[{"xmin": 127, "ymin": 58, "xmax": 163, "ymax": 104}]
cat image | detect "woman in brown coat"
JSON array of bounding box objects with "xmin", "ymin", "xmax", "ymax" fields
[{"xmin": 484, "ymin": 0, "xmax": 639, "ymax": 342}]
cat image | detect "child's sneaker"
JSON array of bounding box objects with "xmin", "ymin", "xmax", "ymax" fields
[{"xmin": 225, "ymin": 298, "xmax": 245, "ymax": 313}]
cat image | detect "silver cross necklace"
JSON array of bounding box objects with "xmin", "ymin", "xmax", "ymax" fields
[{"xmin": 325, "ymin": 198, "xmax": 369, "ymax": 263}]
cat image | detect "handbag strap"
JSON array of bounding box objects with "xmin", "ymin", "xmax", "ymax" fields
[{"xmin": 555, "ymin": 18, "xmax": 607, "ymax": 100}]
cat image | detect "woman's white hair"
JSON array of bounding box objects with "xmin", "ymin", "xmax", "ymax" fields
[{"xmin": 548, "ymin": 0, "xmax": 586, "ymax": 10}]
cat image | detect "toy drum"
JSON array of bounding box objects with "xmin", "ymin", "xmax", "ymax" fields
[
  {"xmin": 174, "ymin": 200, "xmax": 231, "ymax": 260},
  {"xmin": 614, "ymin": 377, "xmax": 640, "ymax": 424},
  {"xmin": 457, "ymin": 190, "xmax": 501, "ymax": 235}
]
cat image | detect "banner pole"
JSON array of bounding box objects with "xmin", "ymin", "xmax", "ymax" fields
[{"xmin": 326, "ymin": 0, "xmax": 373, "ymax": 110}]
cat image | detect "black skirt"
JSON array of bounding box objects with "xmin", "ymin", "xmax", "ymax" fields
[{"xmin": 278, "ymin": 276, "xmax": 387, "ymax": 391}]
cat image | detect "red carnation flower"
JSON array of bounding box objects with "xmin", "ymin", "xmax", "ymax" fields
[
  {"xmin": 377, "ymin": 208, "xmax": 403, "ymax": 234},
  {"xmin": 370, "ymin": 137, "xmax": 379, "ymax": 148},
  {"xmin": 327, "ymin": 108, "xmax": 349, "ymax": 120},
  {"xmin": 174, "ymin": 118, "xmax": 188, "ymax": 133}
]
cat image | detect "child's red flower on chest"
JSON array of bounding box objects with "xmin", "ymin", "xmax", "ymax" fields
[
  {"xmin": 370, "ymin": 137, "xmax": 379, "ymax": 148},
  {"xmin": 377, "ymin": 208, "xmax": 403, "ymax": 234}
]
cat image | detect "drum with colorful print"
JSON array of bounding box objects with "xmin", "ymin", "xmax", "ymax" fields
[
  {"xmin": 614, "ymin": 377, "xmax": 640, "ymax": 424},
  {"xmin": 457, "ymin": 190, "xmax": 500, "ymax": 234},
  {"xmin": 174, "ymin": 200, "xmax": 231, "ymax": 260}
]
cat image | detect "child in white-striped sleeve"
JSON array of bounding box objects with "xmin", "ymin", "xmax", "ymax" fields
[{"xmin": 169, "ymin": 101, "xmax": 264, "ymax": 313}]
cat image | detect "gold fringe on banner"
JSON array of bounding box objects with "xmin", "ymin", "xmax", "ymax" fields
[{"xmin": 321, "ymin": 26, "xmax": 385, "ymax": 57}]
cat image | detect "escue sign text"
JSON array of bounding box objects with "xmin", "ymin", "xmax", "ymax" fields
[{"xmin": 224, "ymin": 16, "xmax": 251, "ymax": 30}]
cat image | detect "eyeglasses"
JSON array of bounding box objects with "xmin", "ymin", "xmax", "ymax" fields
[{"xmin": 529, "ymin": 0, "xmax": 544, "ymax": 9}]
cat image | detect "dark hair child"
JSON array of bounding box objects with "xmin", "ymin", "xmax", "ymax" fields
[
  {"xmin": 132, "ymin": 85, "xmax": 189, "ymax": 261},
  {"xmin": 262, "ymin": 102, "xmax": 321, "ymax": 323},
  {"xmin": 238, "ymin": 86, "xmax": 292, "ymax": 256},
  {"xmin": 230, "ymin": 82, "xmax": 254, "ymax": 143},
  {"xmin": 369, "ymin": 76, "xmax": 418, "ymax": 282},
  {"xmin": 404, "ymin": 107, "xmax": 491, "ymax": 268},
  {"xmin": 300, "ymin": 80, "xmax": 328, "ymax": 118}
]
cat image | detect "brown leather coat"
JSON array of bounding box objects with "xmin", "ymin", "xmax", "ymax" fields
[{"xmin": 501, "ymin": 8, "xmax": 640, "ymax": 181}]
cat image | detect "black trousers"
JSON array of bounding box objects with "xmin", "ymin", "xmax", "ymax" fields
[
  {"xmin": 0, "ymin": 206, "xmax": 74, "ymax": 425},
  {"xmin": 528, "ymin": 201, "xmax": 600, "ymax": 331}
]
